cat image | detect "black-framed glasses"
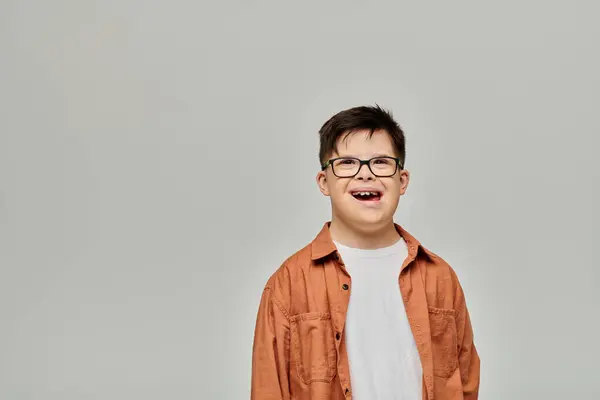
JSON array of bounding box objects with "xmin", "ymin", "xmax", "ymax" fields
[{"xmin": 321, "ymin": 156, "xmax": 404, "ymax": 178}]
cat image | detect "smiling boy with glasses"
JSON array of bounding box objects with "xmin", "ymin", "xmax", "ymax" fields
[{"xmin": 251, "ymin": 105, "xmax": 480, "ymax": 400}]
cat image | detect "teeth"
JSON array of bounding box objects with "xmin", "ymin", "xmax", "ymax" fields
[{"xmin": 354, "ymin": 191, "xmax": 378, "ymax": 196}]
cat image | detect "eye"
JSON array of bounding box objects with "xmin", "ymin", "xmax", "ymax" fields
[
  {"xmin": 373, "ymin": 158, "xmax": 392, "ymax": 164},
  {"xmin": 339, "ymin": 158, "xmax": 356, "ymax": 165}
]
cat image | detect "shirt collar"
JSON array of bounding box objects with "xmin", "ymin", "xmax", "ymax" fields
[{"xmin": 310, "ymin": 221, "xmax": 432, "ymax": 262}]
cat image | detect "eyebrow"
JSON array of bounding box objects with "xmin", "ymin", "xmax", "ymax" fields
[
  {"xmin": 371, "ymin": 153, "xmax": 394, "ymax": 158},
  {"xmin": 336, "ymin": 153, "xmax": 394, "ymax": 158}
]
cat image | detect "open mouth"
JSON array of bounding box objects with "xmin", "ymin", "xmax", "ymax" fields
[{"xmin": 350, "ymin": 190, "xmax": 382, "ymax": 202}]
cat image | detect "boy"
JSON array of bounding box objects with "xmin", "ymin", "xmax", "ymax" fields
[{"xmin": 251, "ymin": 105, "xmax": 480, "ymax": 400}]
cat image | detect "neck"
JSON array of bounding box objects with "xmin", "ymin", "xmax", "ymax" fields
[{"xmin": 329, "ymin": 217, "xmax": 400, "ymax": 250}]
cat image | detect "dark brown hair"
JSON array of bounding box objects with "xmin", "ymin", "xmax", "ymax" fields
[{"xmin": 318, "ymin": 104, "xmax": 406, "ymax": 167}]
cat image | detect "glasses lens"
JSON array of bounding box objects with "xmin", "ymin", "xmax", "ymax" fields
[
  {"xmin": 369, "ymin": 157, "xmax": 397, "ymax": 176},
  {"xmin": 332, "ymin": 158, "xmax": 359, "ymax": 177}
]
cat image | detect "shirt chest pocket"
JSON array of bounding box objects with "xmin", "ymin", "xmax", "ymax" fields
[
  {"xmin": 428, "ymin": 306, "xmax": 459, "ymax": 378},
  {"xmin": 290, "ymin": 312, "xmax": 338, "ymax": 384}
]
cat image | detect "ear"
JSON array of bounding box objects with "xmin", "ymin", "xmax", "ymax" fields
[
  {"xmin": 316, "ymin": 170, "xmax": 330, "ymax": 196},
  {"xmin": 399, "ymin": 169, "xmax": 410, "ymax": 195}
]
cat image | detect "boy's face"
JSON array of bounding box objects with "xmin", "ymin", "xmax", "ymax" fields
[{"xmin": 316, "ymin": 129, "xmax": 410, "ymax": 231}]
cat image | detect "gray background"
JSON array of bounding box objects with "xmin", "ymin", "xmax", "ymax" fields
[{"xmin": 1, "ymin": 1, "xmax": 599, "ymax": 399}]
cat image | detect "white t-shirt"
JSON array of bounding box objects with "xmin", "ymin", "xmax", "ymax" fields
[{"xmin": 334, "ymin": 238, "xmax": 423, "ymax": 400}]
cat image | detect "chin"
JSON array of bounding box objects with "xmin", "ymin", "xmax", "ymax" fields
[
  {"xmin": 351, "ymin": 213, "xmax": 391, "ymax": 230},
  {"xmin": 334, "ymin": 203, "xmax": 392, "ymax": 228}
]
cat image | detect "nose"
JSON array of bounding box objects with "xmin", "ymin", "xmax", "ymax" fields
[{"xmin": 355, "ymin": 162, "xmax": 375, "ymax": 180}]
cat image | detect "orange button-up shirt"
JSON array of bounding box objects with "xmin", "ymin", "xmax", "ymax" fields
[{"xmin": 251, "ymin": 222, "xmax": 480, "ymax": 400}]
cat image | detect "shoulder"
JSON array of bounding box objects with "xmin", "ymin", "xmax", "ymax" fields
[
  {"xmin": 265, "ymin": 242, "xmax": 312, "ymax": 283},
  {"xmin": 398, "ymin": 224, "xmax": 462, "ymax": 286},
  {"xmin": 262, "ymin": 242, "xmax": 314, "ymax": 305},
  {"xmin": 417, "ymin": 244, "xmax": 465, "ymax": 307},
  {"xmin": 420, "ymin": 245, "xmax": 457, "ymax": 275}
]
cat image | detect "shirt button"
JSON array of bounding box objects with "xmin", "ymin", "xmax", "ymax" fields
[{"xmin": 342, "ymin": 284, "xmax": 349, "ymax": 290}]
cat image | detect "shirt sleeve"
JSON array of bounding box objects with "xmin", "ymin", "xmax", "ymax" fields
[
  {"xmin": 453, "ymin": 274, "xmax": 481, "ymax": 399},
  {"xmin": 251, "ymin": 286, "xmax": 291, "ymax": 400}
]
